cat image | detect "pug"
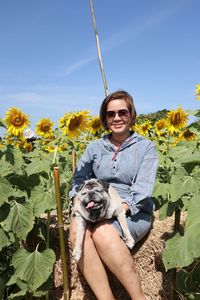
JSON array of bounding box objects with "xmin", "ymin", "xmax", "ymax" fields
[{"xmin": 71, "ymin": 178, "xmax": 135, "ymax": 262}]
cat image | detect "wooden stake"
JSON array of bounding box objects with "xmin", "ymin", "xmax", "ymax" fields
[{"xmin": 53, "ymin": 167, "xmax": 70, "ymax": 300}]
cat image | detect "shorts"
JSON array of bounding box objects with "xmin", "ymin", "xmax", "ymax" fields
[{"xmin": 109, "ymin": 211, "xmax": 152, "ymax": 244}]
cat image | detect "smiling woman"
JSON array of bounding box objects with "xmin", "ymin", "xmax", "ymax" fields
[{"xmin": 69, "ymin": 90, "xmax": 158, "ymax": 300}]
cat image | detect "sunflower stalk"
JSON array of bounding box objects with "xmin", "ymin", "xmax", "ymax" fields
[
  {"xmin": 89, "ymin": 0, "xmax": 108, "ymax": 96},
  {"xmin": 53, "ymin": 167, "xmax": 70, "ymax": 300}
]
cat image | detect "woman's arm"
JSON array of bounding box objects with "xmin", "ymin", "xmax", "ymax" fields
[
  {"xmin": 69, "ymin": 144, "xmax": 95, "ymax": 199},
  {"xmin": 123, "ymin": 142, "xmax": 158, "ymax": 216}
]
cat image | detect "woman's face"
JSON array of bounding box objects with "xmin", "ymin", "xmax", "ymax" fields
[{"xmin": 106, "ymin": 99, "xmax": 132, "ymax": 136}]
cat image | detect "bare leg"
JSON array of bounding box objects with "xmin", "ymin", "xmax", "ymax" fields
[
  {"xmin": 70, "ymin": 219, "xmax": 115, "ymax": 300},
  {"xmin": 92, "ymin": 221, "xmax": 146, "ymax": 300}
]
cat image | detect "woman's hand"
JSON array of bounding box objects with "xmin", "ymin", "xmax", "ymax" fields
[{"xmin": 122, "ymin": 202, "xmax": 130, "ymax": 214}]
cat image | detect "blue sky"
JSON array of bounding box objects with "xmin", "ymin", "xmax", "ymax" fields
[{"xmin": 0, "ymin": 0, "xmax": 199, "ymax": 134}]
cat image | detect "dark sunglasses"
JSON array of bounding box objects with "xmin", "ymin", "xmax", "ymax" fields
[{"xmin": 106, "ymin": 109, "xmax": 130, "ymax": 119}]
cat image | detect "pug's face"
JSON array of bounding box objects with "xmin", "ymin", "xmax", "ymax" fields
[{"xmin": 77, "ymin": 179, "xmax": 110, "ymax": 222}]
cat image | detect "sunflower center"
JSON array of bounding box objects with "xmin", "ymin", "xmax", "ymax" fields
[
  {"xmin": 92, "ymin": 119, "xmax": 101, "ymax": 129},
  {"xmin": 183, "ymin": 130, "xmax": 193, "ymax": 139},
  {"xmin": 157, "ymin": 121, "xmax": 165, "ymax": 130},
  {"xmin": 12, "ymin": 115, "xmax": 24, "ymax": 126},
  {"xmin": 69, "ymin": 116, "xmax": 81, "ymax": 131},
  {"xmin": 142, "ymin": 125, "xmax": 149, "ymax": 132},
  {"xmin": 171, "ymin": 112, "xmax": 182, "ymax": 126},
  {"xmin": 41, "ymin": 124, "xmax": 51, "ymax": 132}
]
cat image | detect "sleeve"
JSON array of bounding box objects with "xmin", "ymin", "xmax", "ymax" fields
[
  {"xmin": 69, "ymin": 144, "xmax": 95, "ymax": 199},
  {"xmin": 123, "ymin": 142, "xmax": 158, "ymax": 216}
]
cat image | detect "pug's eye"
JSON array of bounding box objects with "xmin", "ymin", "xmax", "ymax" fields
[{"xmin": 81, "ymin": 192, "xmax": 87, "ymax": 196}]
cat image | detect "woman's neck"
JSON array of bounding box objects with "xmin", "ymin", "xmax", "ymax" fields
[{"xmin": 110, "ymin": 132, "xmax": 131, "ymax": 146}]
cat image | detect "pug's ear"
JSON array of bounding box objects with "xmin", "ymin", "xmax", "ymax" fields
[{"xmin": 97, "ymin": 180, "xmax": 109, "ymax": 192}]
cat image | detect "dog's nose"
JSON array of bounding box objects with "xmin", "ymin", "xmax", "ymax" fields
[{"xmin": 88, "ymin": 191, "xmax": 94, "ymax": 198}]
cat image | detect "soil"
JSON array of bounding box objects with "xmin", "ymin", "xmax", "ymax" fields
[{"xmin": 49, "ymin": 211, "xmax": 178, "ymax": 300}]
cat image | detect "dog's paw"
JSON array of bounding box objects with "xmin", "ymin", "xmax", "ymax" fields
[
  {"xmin": 125, "ymin": 237, "xmax": 135, "ymax": 249},
  {"xmin": 72, "ymin": 249, "xmax": 82, "ymax": 262}
]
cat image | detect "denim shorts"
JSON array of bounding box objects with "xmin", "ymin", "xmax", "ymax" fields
[{"xmin": 109, "ymin": 211, "xmax": 152, "ymax": 244}]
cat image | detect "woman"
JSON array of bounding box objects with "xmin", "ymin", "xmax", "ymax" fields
[{"xmin": 69, "ymin": 90, "xmax": 158, "ymax": 300}]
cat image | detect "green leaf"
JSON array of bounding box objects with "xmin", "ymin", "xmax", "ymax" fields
[
  {"xmin": 0, "ymin": 203, "xmax": 10, "ymax": 222},
  {"xmin": 12, "ymin": 248, "xmax": 56, "ymax": 293},
  {"xmin": 0, "ymin": 159, "xmax": 13, "ymax": 177},
  {"xmin": 0, "ymin": 177, "xmax": 12, "ymax": 206},
  {"xmin": 158, "ymin": 200, "xmax": 181, "ymax": 220},
  {"xmin": 163, "ymin": 233, "xmax": 193, "ymax": 270},
  {"xmin": 163, "ymin": 195, "xmax": 200, "ymax": 270},
  {"xmin": 8, "ymin": 174, "xmax": 31, "ymax": 197},
  {"xmin": 0, "ymin": 118, "xmax": 7, "ymax": 128},
  {"xmin": 2, "ymin": 200, "xmax": 34, "ymax": 240},
  {"xmin": 30, "ymin": 186, "xmax": 56, "ymax": 217},
  {"xmin": 8, "ymin": 289, "xmax": 27, "ymax": 299},
  {"xmin": 25, "ymin": 158, "xmax": 51, "ymax": 176},
  {"xmin": 169, "ymin": 175, "xmax": 200, "ymax": 202},
  {"xmin": 153, "ymin": 181, "xmax": 170, "ymax": 200},
  {"xmin": 0, "ymin": 228, "xmax": 14, "ymax": 250}
]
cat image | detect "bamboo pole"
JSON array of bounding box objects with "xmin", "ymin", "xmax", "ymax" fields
[
  {"xmin": 72, "ymin": 149, "xmax": 77, "ymax": 174},
  {"xmin": 53, "ymin": 167, "xmax": 70, "ymax": 300},
  {"xmin": 89, "ymin": 0, "xmax": 109, "ymax": 97}
]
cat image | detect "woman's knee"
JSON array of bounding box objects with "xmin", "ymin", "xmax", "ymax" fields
[{"xmin": 92, "ymin": 221, "xmax": 119, "ymax": 247}]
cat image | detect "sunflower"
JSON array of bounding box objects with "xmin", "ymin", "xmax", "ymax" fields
[
  {"xmin": 59, "ymin": 111, "xmax": 90, "ymax": 139},
  {"xmin": 131, "ymin": 123, "xmax": 142, "ymax": 135},
  {"xmin": 35, "ymin": 118, "xmax": 54, "ymax": 139},
  {"xmin": 5, "ymin": 107, "xmax": 30, "ymax": 136},
  {"xmin": 166, "ymin": 107, "xmax": 188, "ymax": 134},
  {"xmin": 195, "ymin": 84, "xmax": 200, "ymax": 100},
  {"xmin": 58, "ymin": 143, "xmax": 68, "ymax": 152},
  {"xmin": 23, "ymin": 142, "xmax": 33, "ymax": 152},
  {"xmin": 155, "ymin": 119, "xmax": 167, "ymax": 136},
  {"xmin": 88, "ymin": 116, "xmax": 103, "ymax": 135},
  {"xmin": 4, "ymin": 133, "xmax": 24, "ymax": 148},
  {"xmin": 178, "ymin": 129, "xmax": 196, "ymax": 142},
  {"xmin": 140, "ymin": 121, "xmax": 152, "ymax": 135},
  {"xmin": 44, "ymin": 145, "xmax": 55, "ymax": 153}
]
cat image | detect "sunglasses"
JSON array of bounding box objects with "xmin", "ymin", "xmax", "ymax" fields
[{"xmin": 106, "ymin": 109, "xmax": 130, "ymax": 120}]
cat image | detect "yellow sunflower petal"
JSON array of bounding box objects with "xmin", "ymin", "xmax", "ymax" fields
[{"xmin": 195, "ymin": 84, "xmax": 200, "ymax": 100}]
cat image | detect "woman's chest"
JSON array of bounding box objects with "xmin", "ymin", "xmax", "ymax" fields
[{"xmin": 92, "ymin": 146, "xmax": 143, "ymax": 183}]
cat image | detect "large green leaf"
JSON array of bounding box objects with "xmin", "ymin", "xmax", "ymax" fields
[
  {"xmin": 8, "ymin": 174, "xmax": 31, "ymax": 197},
  {"xmin": 0, "ymin": 159, "xmax": 13, "ymax": 177},
  {"xmin": 30, "ymin": 186, "xmax": 56, "ymax": 217},
  {"xmin": 25, "ymin": 158, "xmax": 51, "ymax": 176},
  {"xmin": 2, "ymin": 201, "xmax": 34, "ymax": 240},
  {"xmin": 152, "ymin": 181, "xmax": 170, "ymax": 200},
  {"xmin": 163, "ymin": 233, "xmax": 192, "ymax": 270},
  {"xmin": 163, "ymin": 195, "xmax": 200, "ymax": 270},
  {"xmin": 12, "ymin": 248, "xmax": 56, "ymax": 293},
  {"xmin": 0, "ymin": 177, "xmax": 12, "ymax": 205},
  {"xmin": 169, "ymin": 175, "xmax": 200, "ymax": 202}
]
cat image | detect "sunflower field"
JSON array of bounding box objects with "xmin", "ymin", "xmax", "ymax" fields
[{"xmin": 0, "ymin": 84, "xmax": 200, "ymax": 299}]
